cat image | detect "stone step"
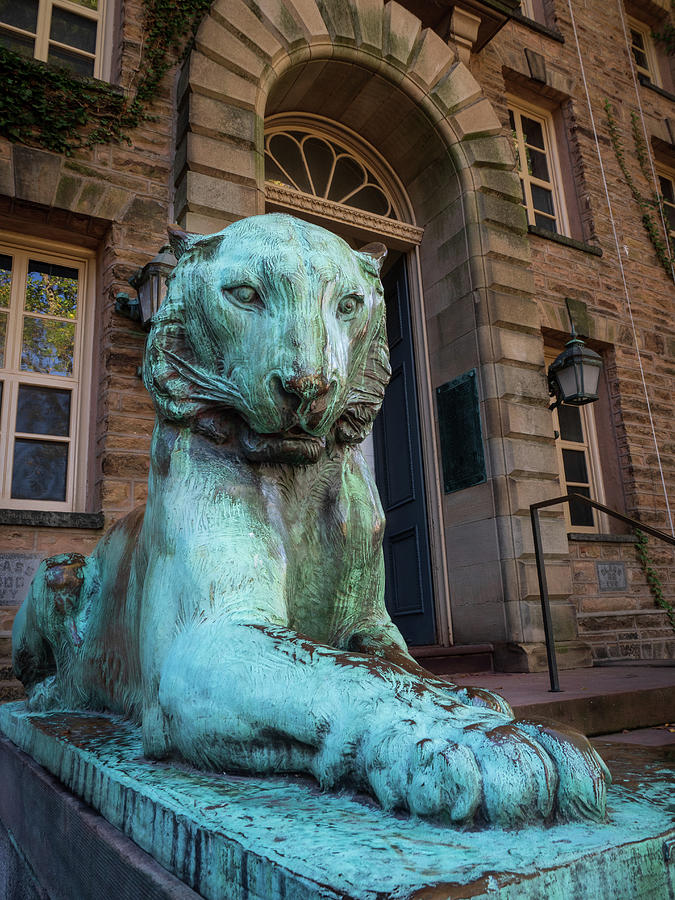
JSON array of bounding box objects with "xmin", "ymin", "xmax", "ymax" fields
[
  {"xmin": 0, "ymin": 662, "xmax": 14, "ymax": 681},
  {"xmin": 453, "ymin": 665, "xmax": 675, "ymax": 736},
  {"xmin": 0, "ymin": 678, "xmax": 24, "ymax": 703},
  {"xmin": 410, "ymin": 643, "xmax": 494, "ymax": 674},
  {"xmin": 0, "ymin": 631, "xmax": 11, "ymax": 657}
]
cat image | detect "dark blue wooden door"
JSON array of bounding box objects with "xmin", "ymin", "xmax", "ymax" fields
[{"xmin": 373, "ymin": 256, "xmax": 436, "ymax": 646}]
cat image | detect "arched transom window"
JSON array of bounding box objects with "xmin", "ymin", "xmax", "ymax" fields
[
  {"xmin": 263, "ymin": 118, "xmax": 423, "ymax": 246},
  {"xmin": 265, "ymin": 129, "xmax": 397, "ymax": 219}
]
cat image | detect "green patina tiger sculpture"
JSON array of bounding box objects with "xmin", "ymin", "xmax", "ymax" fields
[{"xmin": 12, "ymin": 213, "xmax": 609, "ymax": 826}]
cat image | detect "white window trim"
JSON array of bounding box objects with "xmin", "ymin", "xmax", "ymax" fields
[
  {"xmin": 627, "ymin": 17, "xmax": 662, "ymax": 87},
  {"xmin": 0, "ymin": 0, "xmax": 108, "ymax": 81},
  {"xmin": 507, "ymin": 97, "xmax": 570, "ymax": 238},
  {"xmin": 0, "ymin": 232, "xmax": 95, "ymax": 512}
]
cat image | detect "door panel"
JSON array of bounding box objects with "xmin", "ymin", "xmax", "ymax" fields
[{"xmin": 373, "ymin": 256, "xmax": 436, "ymax": 645}]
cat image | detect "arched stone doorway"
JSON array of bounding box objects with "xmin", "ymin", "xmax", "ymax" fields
[
  {"xmin": 262, "ymin": 113, "xmax": 442, "ymax": 645},
  {"xmin": 173, "ymin": 0, "xmax": 575, "ymax": 667}
]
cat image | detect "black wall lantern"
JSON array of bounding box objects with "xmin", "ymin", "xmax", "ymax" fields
[
  {"xmin": 115, "ymin": 245, "xmax": 176, "ymax": 329},
  {"xmin": 548, "ymin": 324, "xmax": 602, "ymax": 409}
]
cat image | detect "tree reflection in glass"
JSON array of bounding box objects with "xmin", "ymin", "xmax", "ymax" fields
[{"xmin": 21, "ymin": 317, "xmax": 75, "ymax": 376}]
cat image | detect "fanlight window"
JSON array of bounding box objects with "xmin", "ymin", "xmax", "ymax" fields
[{"xmin": 265, "ymin": 130, "xmax": 397, "ymax": 220}]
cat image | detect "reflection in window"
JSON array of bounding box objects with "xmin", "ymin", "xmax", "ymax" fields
[
  {"xmin": 0, "ymin": 0, "xmax": 105, "ymax": 79},
  {"xmin": 509, "ymin": 104, "xmax": 565, "ymax": 234},
  {"xmin": 265, "ymin": 129, "xmax": 397, "ymax": 219},
  {"xmin": 0, "ymin": 242, "xmax": 87, "ymax": 510}
]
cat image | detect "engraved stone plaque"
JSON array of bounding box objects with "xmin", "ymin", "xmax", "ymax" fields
[
  {"xmin": 596, "ymin": 561, "xmax": 627, "ymax": 592},
  {"xmin": 0, "ymin": 553, "xmax": 43, "ymax": 606}
]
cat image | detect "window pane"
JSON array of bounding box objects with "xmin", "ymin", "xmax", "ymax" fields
[
  {"xmin": 630, "ymin": 29, "xmax": 645, "ymax": 50},
  {"xmin": 531, "ymin": 185, "xmax": 555, "ymax": 216},
  {"xmin": 558, "ymin": 404, "xmax": 584, "ymax": 443},
  {"xmin": 265, "ymin": 155, "xmax": 294, "ymax": 190},
  {"xmin": 25, "ymin": 259, "xmax": 78, "ymax": 318},
  {"xmin": 522, "ymin": 116, "xmax": 545, "ymax": 150},
  {"xmin": 0, "ymin": 28, "xmax": 34, "ymax": 55},
  {"xmin": 528, "ymin": 148, "xmax": 550, "ymax": 181},
  {"xmin": 330, "ymin": 155, "xmax": 366, "ymax": 203},
  {"xmin": 71, "ymin": 0, "xmax": 98, "ymax": 8},
  {"xmin": 16, "ymin": 385, "xmax": 71, "ymax": 436},
  {"xmin": 0, "ymin": 312, "xmax": 6, "ymax": 368},
  {"xmin": 47, "ymin": 44, "xmax": 94, "ymax": 77},
  {"xmin": 50, "ymin": 7, "xmax": 97, "ymax": 54},
  {"xmin": 21, "ymin": 316, "xmax": 75, "ymax": 376},
  {"xmin": 563, "ymin": 448, "xmax": 588, "ymax": 484},
  {"xmin": 267, "ymin": 134, "xmax": 310, "ymax": 193},
  {"xmin": 0, "ymin": 253, "xmax": 11, "ymax": 308},
  {"xmin": 346, "ymin": 185, "xmax": 390, "ymax": 217},
  {"xmin": 301, "ymin": 137, "xmax": 334, "ymax": 198},
  {"xmin": 11, "ymin": 438, "xmax": 68, "ymax": 501},
  {"xmin": 568, "ymin": 486, "xmax": 594, "ymax": 528},
  {"xmin": 659, "ymin": 176, "xmax": 674, "ymax": 204},
  {"xmin": 0, "ymin": 0, "xmax": 38, "ymax": 32},
  {"xmin": 534, "ymin": 213, "xmax": 556, "ymax": 232},
  {"xmin": 632, "ymin": 48, "xmax": 649, "ymax": 70}
]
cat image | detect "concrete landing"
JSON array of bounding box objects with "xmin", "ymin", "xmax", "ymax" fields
[
  {"xmin": 450, "ymin": 664, "xmax": 675, "ymax": 735},
  {"xmin": 1, "ymin": 704, "xmax": 674, "ymax": 900}
]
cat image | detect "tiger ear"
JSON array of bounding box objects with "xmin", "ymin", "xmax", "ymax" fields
[
  {"xmin": 359, "ymin": 242, "xmax": 387, "ymax": 273},
  {"xmin": 167, "ymin": 224, "xmax": 201, "ymax": 260}
]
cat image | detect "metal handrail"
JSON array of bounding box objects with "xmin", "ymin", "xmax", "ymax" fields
[{"xmin": 530, "ymin": 492, "xmax": 675, "ymax": 692}]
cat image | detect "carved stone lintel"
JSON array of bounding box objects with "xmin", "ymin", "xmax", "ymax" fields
[{"xmin": 264, "ymin": 182, "xmax": 424, "ymax": 247}]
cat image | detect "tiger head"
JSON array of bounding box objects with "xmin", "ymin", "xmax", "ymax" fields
[{"xmin": 143, "ymin": 213, "xmax": 390, "ymax": 464}]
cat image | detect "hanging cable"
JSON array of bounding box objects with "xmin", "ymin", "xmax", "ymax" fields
[
  {"xmin": 565, "ymin": 0, "xmax": 674, "ymax": 535},
  {"xmin": 616, "ymin": 1, "xmax": 675, "ymax": 282}
]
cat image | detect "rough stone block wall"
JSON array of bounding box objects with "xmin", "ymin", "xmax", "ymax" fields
[
  {"xmin": 472, "ymin": 3, "xmax": 675, "ymax": 638},
  {"xmin": 568, "ymin": 536, "xmax": 675, "ymax": 660},
  {"xmin": 0, "ymin": 0, "xmax": 173, "ymax": 634}
]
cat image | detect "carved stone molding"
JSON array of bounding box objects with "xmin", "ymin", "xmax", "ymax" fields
[{"xmin": 264, "ymin": 183, "xmax": 424, "ymax": 246}]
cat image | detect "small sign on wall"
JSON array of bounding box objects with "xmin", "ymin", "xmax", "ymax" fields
[
  {"xmin": 436, "ymin": 369, "xmax": 486, "ymax": 494},
  {"xmin": 596, "ymin": 561, "xmax": 627, "ymax": 592},
  {"xmin": 0, "ymin": 553, "xmax": 44, "ymax": 606}
]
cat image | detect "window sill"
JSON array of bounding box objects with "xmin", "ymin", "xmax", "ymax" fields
[
  {"xmin": 510, "ymin": 11, "xmax": 564, "ymax": 42},
  {"xmin": 638, "ymin": 74, "xmax": 675, "ymax": 104},
  {"xmin": 527, "ymin": 226, "xmax": 603, "ymax": 256},
  {"xmin": 0, "ymin": 510, "xmax": 104, "ymax": 529},
  {"xmin": 567, "ymin": 532, "xmax": 636, "ymax": 543}
]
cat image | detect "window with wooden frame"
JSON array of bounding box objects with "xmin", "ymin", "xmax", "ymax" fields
[
  {"xmin": 0, "ymin": 236, "xmax": 95, "ymax": 511},
  {"xmin": 508, "ymin": 101, "xmax": 568, "ymax": 236},
  {"xmin": 628, "ymin": 17, "xmax": 661, "ymax": 86},
  {"xmin": 0, "ymin": 0, "xmax": 107, "ymax": 80},
  {"xmin": 518, "ymin": 0, "xmax": 547, "ymax": 24},
  {"xmin": 657, "ymin": 168, "xmax": 675, "ymax": 243},
  {"xmin": 546, "ymin": 349, "xmax": 604, "ymax": 532}
]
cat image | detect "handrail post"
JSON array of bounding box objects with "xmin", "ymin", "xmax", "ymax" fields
[{"xmin": 530, "ymin": 505, "xmax": 561, "ymax": 692}]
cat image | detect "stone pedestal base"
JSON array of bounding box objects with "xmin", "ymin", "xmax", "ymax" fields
[
  {"xmin": 1, "ymin": 703, "xmax": 674, "ymax": 899},
  {"xmin": 494, "ymin": 640, "xmax": 593, "ymax": 672}
]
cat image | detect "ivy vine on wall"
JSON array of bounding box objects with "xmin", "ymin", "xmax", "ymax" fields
[
  {"xmin": 0, "ymin": 0, "xmax": 213, "ymax": 155},
  {"xmin": 604, "ymin": 99, "xmax": 675, "ymax": 281},
  {"xmin": 634, "ymin": 529, "xmax": 675, "ymax": 634}
]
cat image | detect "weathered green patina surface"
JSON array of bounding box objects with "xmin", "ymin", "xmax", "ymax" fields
[
  {"xmin": 2, "ymin": 706, "xmax": 673, "ymax": 900},
  {"xmin": 12, "ymin": 214, "xmax": 609, "ymax": 827}
]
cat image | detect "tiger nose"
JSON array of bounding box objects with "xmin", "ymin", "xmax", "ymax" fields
[{"xmin": 283, "ymin": 373, "xmax": 330, "ymax": 401}]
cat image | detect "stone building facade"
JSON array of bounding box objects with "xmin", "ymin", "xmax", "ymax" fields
[{"xmin": 0, "ymin": 0, "xmax": 673, "ymax": 681}]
